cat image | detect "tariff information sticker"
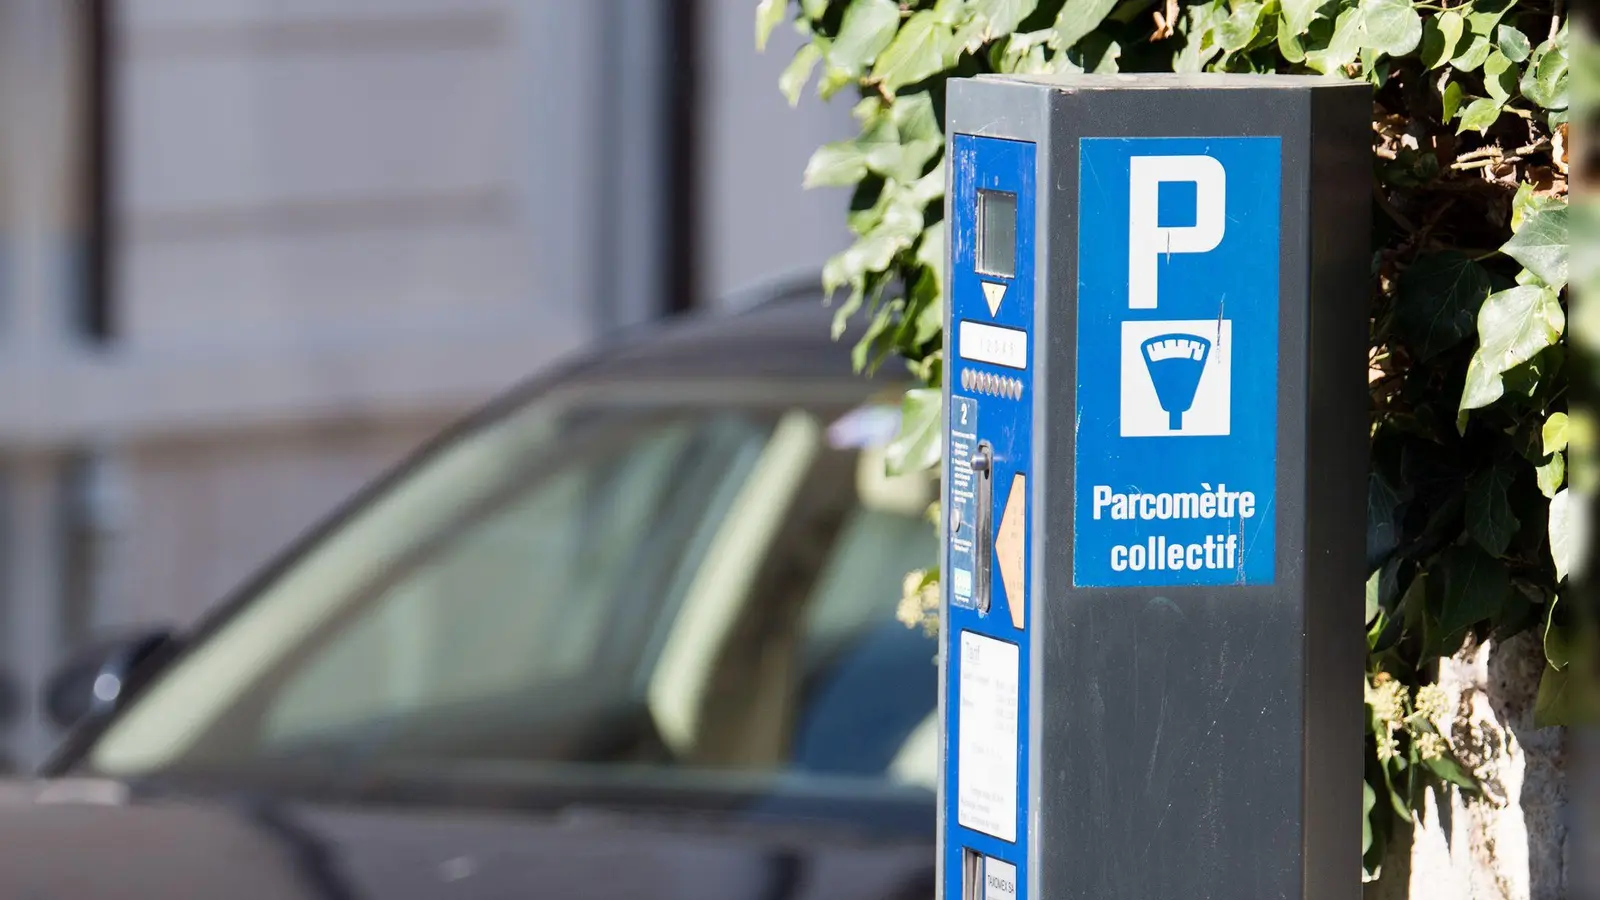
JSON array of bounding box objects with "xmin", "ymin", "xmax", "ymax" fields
[
  {"xmin": 948, "ymin": 396, "xmax": 979, "ymax": 608},
  {"xmin": 1073, "ymin": 137, "xmax": 1281, "ymax": 588},
  {"xmin": 957, "ymin": 630, "xmax": 1019, "ymax": 842}
]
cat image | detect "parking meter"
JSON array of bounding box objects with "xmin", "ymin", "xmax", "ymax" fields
[{"xmin": 939, "ymin": 75, "xmax": 1371, "ymax": 900}]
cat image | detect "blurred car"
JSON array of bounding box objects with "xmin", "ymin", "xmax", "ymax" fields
[{"xmin": 9, "ymin": 282, "xmax": 940, "ymax": 899}]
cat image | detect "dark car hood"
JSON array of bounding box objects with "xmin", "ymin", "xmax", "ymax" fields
[{"xmin": 0, "ymin": 778, "xmax": 934, "ymax": 900}]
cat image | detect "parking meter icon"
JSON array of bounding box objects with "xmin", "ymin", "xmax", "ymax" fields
[
  {"xmin": 1140, "ymin": 333, "xmax": 1212, "ymax": 430},
  {"xmin": 1120, "ymin": 319, "xmax": 1230, "ymax": 437}
]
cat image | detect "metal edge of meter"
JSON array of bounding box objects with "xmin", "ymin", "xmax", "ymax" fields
[{"xmin": 940, "ymin": 97, "xmax": 1046, "ymax": 900}]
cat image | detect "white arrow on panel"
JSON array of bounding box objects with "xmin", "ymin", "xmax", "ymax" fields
[{"xmin": 982, "ymin": 281, "xmax": 1007, "ymax": 317}]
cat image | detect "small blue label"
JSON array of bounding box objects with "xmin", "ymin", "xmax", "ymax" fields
[{"xmin": 1073, "ymin": 137, "xmax": 1280, "ymax": 588}]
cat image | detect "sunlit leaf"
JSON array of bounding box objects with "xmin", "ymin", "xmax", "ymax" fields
[
  {"xmin": 885, "ymin": 387, "xmax": 943, "ymax": 476},
  {"xmin": 1549, "ymin": 488, "xmax": 1571, "ymax": 581},
  {"xmin": 872, "ymin": 11, "xmax": 956, "ymax": 91},
  {"xmin": 828, "ymin": 0, "xmax": 901, "ymax": 75},
  {"xmin": 1544, "ymin": 412, "xmax": 1570, "ymax": 454},
  {"xmin": 1537, "ymin": 452, "xmax": 1565, "ymax": 498},
  {"xmin": 1482, "ymin": 51, "xmax": 1517, "ymax": 103},
  {"xmin": 1421, "ymin": 10, "xmax": 1465, "ymax": 69},
  {"xmin": 1545, "ymin": 596, "xmax": 1569, "ymax": 668},
  {"xmin": 1051, "ymin": 0, "xmax": 1121, "ymax": 52},
  {"xmin": 1503, "ymin": 203, "xmax": 1569, "ymax": 290},
  {"xmin": 1459, "ymin": 285, "xmax": 1565, "ymax": 411},
  {"xmin": 1496, "ymin": 24, "xmax": 1531, "ymax": 62},
  {"xmin": 1456, "ymin": 97, "xmax": 1504, "ymax": 134},
  {"xmin": 756, "ymin": 0, "xmax": 788, "ymax": 51},
  {"xmin": 1358, "ymin": 0, "xmax": 1423, "ymax": 56},
  {"xmin": 1442, "ymin": 81, "xmax": 1464, "ymax": 121},
  {"xmin": 1281, "ymin": 0, "xmax": 1322, "ymax": 34},
  {"xmin": 780, "ymin": 43, "xmax": 823, "ymax": 106},
  {"xmin": 1521, "ymin": 37, "xmax": 1570, "ymax": 109},
  {"xmin": 975, "ymin": 0, "xmax": 1040, "ymax": 36},
  {"xmin": 804, "ymin": 140, "xmax": 869, "ymax": 188}
]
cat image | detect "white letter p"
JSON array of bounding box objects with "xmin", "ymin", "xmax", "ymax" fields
[{"xmin": 1128, "ymin": 155, "xmax": 1226, "ymax": 309}]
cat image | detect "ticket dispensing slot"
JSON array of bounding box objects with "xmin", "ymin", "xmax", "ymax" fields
[
  {"xmin": 963, "ymin": 849, "xmax": 984, "ymax": 900},
  {"xmin": 972, "ymin": 443, "xmax": 993, "ymax": 615}
]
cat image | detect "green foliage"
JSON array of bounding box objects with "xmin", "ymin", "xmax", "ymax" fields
[{"xmin": 762, "ymin": 0, "xmax": 1569, "ymax": 882}]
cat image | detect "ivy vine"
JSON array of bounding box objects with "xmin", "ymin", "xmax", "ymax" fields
[{"xmin": 759, "ymin": 0, "xmax": 1577, "ymax": 881}]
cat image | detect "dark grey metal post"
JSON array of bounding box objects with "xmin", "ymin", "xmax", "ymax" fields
[{"xmin": 939, "ymin": 74, "xmax": 1371, "ymax": 900}]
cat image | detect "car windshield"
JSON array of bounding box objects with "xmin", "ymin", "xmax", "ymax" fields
[{"xmin": 82, "ymin": 378, "xmax": 939, "ymax": 797}]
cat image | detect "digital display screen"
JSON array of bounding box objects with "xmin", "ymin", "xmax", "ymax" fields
[{"xmin": 977, "ymin": 189, "xmax": 1017, "ymax": 278}]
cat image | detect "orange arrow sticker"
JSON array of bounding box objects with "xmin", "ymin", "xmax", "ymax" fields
[{"xmin": 994, "ymin": 474, "xmax": 1027, "ymax": 630}]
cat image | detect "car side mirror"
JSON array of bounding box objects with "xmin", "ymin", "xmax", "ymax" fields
[{"xmin": 44, "ymin": 628, "xmax": 181, "ymax": 732}]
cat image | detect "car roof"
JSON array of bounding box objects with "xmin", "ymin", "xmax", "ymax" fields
[{"xmin": 564, "ymin": 279, "xmax": 885, "ymax": 382}]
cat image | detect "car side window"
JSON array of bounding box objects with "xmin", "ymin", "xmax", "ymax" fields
[{"xmin": 259, "ymin": 413, "xmax": 771, "ymax": 753}]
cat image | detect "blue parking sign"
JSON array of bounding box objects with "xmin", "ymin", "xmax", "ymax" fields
[{"xmin": 1073, "ymin": 137, "xmax": 1281, "ymax": 588}]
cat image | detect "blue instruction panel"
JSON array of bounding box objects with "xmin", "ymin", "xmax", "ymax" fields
[
  {"xmin": 945, "ymin": 133, "xmax": 1034, "ymax": 900},
  {"xmin": 1073, "ymin": 137, "xmax": 1281, "ymax": 588}
]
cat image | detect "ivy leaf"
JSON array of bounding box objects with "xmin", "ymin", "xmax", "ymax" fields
[
  {"xmin": 828, "ymin": 0, "xmax": 902, "ymax": 75},
  {"xmin": 1362, "ymin": 780, "xmax": 1376, "ymax": 856},
  {"xmin": 1278, "ymin": 20, "xmax": 1307, "ymax": 63},
  {"xmin": 1549, "ymin": 488, "xmax": 1571, "ymax": 581},
  {"xmin": 1433, "ymin": 546, "xmax": 1512, "ymax": 645},
  {"xmin": 1304, "ymin": 7, "xmax": 1364, "ymax": 75},
  {"xmin": 1537, "ymin": 452, "xmax": 1565, "ymax": 499},
  {"xmin": 856, "ymin": 99, "xmax": 941, "ymax": 183},
  {"xmin": 780, "ymin": 43, "xmax": 824, "ymax": 106},
  {"xmin": 1052, "ymin": 0, "xmax": 1121, "ymax": 52},
  {"xmin": 854, "ymin": 297, "xmax": 904, "ymax": 373},
  {"xmin": 1365, "ymin": 570, "xmax": 1382, "ymax": 626},
  {"xmin": 1421, "ymin": 10, "xmax": 1465, "ymax": 70},
  {"xmin": 917, "ymin": 219, "xmax": 946, "ymax": 293},
  {"xmin": 1424, "ymin": 754, "xmax": 1478, "ymax": 791},
  {"xmin": 1358, "ymin": 0, "xmax": 1423, "ymax": 57},
  {"xmin": 1367, "ymin": 470, "xmax": 1409, "ymax": 570},
  {"xmin": 1441, "ymin": 81, "xmax": 1464, "ymax": 122},
  {"xmin": 872, "ymin": 11, "xmax": 955, "ymax": 91},
  {"xmin": 909, "ymin": 265, "xmax": 944, "ymax": 346},
  {"xmin": 1482, "ymin": 51, "xmax": 1518, "ymax": 104},
  {"xmin": 804, "ymin": 140, "xmax": 869, "ymax": 188},
  {"xmin": 756, "ymin": 0, "xmax": 788, "ymax": 51},
  {"xmin": 1502, "ymin": 204, "xmax": 1569, "ymax": 290},
  {"xmin": 885, "ymin": 387, "xmax": 943, "ymax": 476},
  {"xmin": 1459, "ymin": 285, "xmax": 1565, "ymax": 412},
  {"xmin": 1545, "ymin": 596, "xmax": 1570, "ymax": 669},
  {"xmin": 1396, "ymin": 251, "xmax": 1493, "ymax": 360},
  {"xmin": 1534, "ymin": 665, "xmax": 1570, "ymax": 727},
  {"xmin": 1466, "ymin": 465, "xmax": 1519, "ymax": 556},
  {"xmin": 1176, "ymin": 0, "xmax": 1233, "ymax": 72},
  {"xmin": 1281, "ymin": 0, "xmax": 1322, "ymax": 34},
  {"xmin": 1544, "ymin": 412, "xmax": 1570, "ymax": 454},
  {"xmin": 1496, "ymin": 24, "xmax": 1531, "ymax": 62},
  {"xmin": 1451, "ymin": 0, "xmax": 1513, "ymax": 71},
  {"xmin": 1521, "ymin": 37, "xmax": 1570, "ymax": 110},
  {"xmin": 1456, "ymin": 97, "xmax": 1504, "ymax": 134},
  {"xmin": 1511, "ymin": 182, "xmax": 1565, "ymax": 231},
  {"xmin": 975, "ymin": 0, "xmax": 1041, "ymax": 36}
]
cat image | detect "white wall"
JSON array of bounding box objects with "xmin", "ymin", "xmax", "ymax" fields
[{"xmin": 698, "ymin": 0, "xmax": 855, "ymax": 307}]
